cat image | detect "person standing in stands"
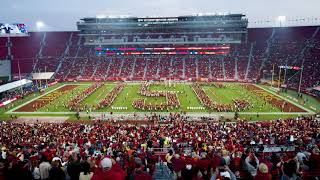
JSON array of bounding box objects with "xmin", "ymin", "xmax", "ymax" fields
[
  {"xmin": 165, "ymin": 149, "xmax": 174, "ymax": 172},
  {"xmin": 79, "ymin": 161, "xmax": 93, "ymax": 180},
  {"xmin": 67, "ymin": 155, "xmax": 81, "ymax": 180},
  {"xmin": 49, "ymin": 157, "xmax": 65, "ymax": 180},
  {"xmin": 39, "ymin": 156, "xmax": 52, "ymax": 180},
  {"xmin": 245, "ymin": 152, "xmax": 259, "ymax": 177}
]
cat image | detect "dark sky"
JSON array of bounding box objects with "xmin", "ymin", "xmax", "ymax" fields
[{"xmin": 1, "ymin": 0, "xmax": 320, "ymax": 31}]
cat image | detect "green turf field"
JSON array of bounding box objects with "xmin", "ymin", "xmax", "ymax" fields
[
  {"xmin": 1, "ymin": 82, "xmax": 318, "ymax": 121},
  {"xmin": 261, "ymin": 85, "xmax": 320, "ymax": 113},
  {"xmin": 38, "ymin": 85, "xmax": 90, "ymax": 112},
  {"xmin": 202, "ymin": 83, "xmax": 279, "ymax": 112}
]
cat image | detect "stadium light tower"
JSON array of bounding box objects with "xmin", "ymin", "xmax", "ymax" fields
[
  {"xmin": 36, "ymin": 21, "xmax": 45, "ymax": 30},
  {"xmin": 277, "ymin": 16, "xmax": 286, "ymax": 27}
]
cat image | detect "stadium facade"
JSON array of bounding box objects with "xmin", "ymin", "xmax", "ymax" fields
[{"xmin": 77, "ymin": 14, "xmax": 248, "ymax": 46}]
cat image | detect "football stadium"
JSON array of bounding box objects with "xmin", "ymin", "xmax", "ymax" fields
[{"xmin": 0, "ymin": 1, "xmax": 320, "ymax": 179}]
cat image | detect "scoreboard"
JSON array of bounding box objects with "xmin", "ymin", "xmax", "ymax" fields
[
  {"xmin": 0, "ymin": 23, "xmax": 28, "ymax": 37},
  {"xmin": 95, "ymin": 46, "xmax": 230, "ymax": 56}
]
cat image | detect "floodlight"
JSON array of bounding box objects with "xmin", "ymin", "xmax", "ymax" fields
[
  {"xmin": 36, "ymin": 21, "xmax": 45, "ymax": 28},
  {"xmin": 278, "ymin": 16, "xmax": 286, "ymax": 22}
]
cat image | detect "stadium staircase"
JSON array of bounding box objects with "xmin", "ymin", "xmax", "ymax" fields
[
  {"xmin": 104, "ymin": 57, "xmax": 112, "ymax": 79},
  {"xmin": 234, "ymin": 53, "xmax": 239, "ymax": 80},
  {"xmin": 156, "ymin": 56, "xmax": 161, "ymax": 78},
  {"xmin": 54, "ymin": 55, "xmax": 64, "ymax": 76},
  {"xmin": 293, "ymin": 26, "xmax": 320, "ymax": 64},
  {"xmin": 39, "ymin": 32, "xmax": 46, "ymax": 59},
  {"xmin": 64, "ymin": 32, "xmax": 73, "ymax": 56},
  {"xmin": 130, "ymin": 56, "xmax": 137, "ymax": 79},
  {"xmin": 143, "ymin": 57, "xmax": 149, "ymax": 79},
  {"xmin": 208, "ymin": 58, "xmax": 213, "ymax": 79},
  {"xmin": 221, "ymin": 56, "xmax": 226, "ymax": 80},
  {"xmin": 195, "ymin": 57, "xmax": 199, "ymax": 79},
  {"xmin": 169, "ymin": 56, "xmax": 174, "ymax": 78},
  {"xmin": 78, "ymin": 49, "xmax": 91, "ymax": 78},
  {"xmin": 152, "ymin": 156, "xmax": 173, "ymax": 180},
  {"xmin": 91, "ymin": 58, "xmax": 101, "ymax": 78},
  {"xmin": 259, "ymin": 28, "xmax": 276, "ymax": 73},
  {"xmin": 64, "ymin": 36, "xmax": 82, "ymax": 80},
  {"xmin": 117, "ymin": 57, "xmax": 125, "ymax": 77},
  {"xmin": 32, "ymin": 32, "xmax": 46, "ymax": 72},
  {"xmin": 63, "ymin": 57, "xmax": 76, "ymax": 80},
  {"xmin": 182, "ymin": 57, "xmax": 186, "ymax": 79},
  {"xmin": 78, "ymin": 57, "xmax": 89, "ymax": 78},
  {"xmin": 245, "ymin": 43, "xmax": 254, "ymax": 80},
  {"xmin": 53, "ymin": 33, "xmax": 73, "ymax": 78}
]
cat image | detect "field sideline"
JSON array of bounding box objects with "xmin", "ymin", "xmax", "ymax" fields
[{"xmin": 2, "ymin": 82, "xmax": 319, "ymax": 121}]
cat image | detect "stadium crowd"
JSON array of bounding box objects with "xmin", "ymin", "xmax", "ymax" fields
[
  {"xmin": 0, "ymin": 115, "xmax": 319, "ymax": 180},
  {"xmin": 0, "ymin": 86, "xmax": 35, "ymax": 104}
]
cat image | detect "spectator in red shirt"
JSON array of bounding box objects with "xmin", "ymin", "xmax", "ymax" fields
[
  {"xmin": 172, "ymin": 154, "xmax": 185, "ymax": 179},
  {"xmin": 131, "ymin": 164, "xmax": 152, "ymax": 180},
  {"xmin": 91, "ymin": 157, "xmax": 126, "ymax": 180}
]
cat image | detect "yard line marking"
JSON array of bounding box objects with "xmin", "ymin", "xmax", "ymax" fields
[
  {"xmin": 6, "ymin": 84, "xmax": 67, "ymax": 114},
  {"xmin": 254, "ymin": 84, "xmax": 315, "ymax": 114}
]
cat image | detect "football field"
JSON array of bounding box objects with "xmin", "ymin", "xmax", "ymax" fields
[{"xmin": 2, "ymin": 82, "xmax": 318, "ymax": 121}]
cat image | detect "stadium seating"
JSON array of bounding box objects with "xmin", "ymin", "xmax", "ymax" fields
[
  {"xmin": 158, "ymin": 56, "xmax": 171, "ymax": 79},
  {"xmin": 55, "ymin": 57, "xmax": 74, "ymax": 79},
  {"xmin": 0, "ymin": 37, "xmax": 7, "ymax": 59},
  {"xmin": 67, "ymin": 58, "xmax": 88, "ymax": 79},
  {"xmin": 132, "ymin": 57, "xmax": 147, "ymax": 80},
  {"xmin": 198, "ymin": 56, "xmax": 210, "ymax": 79},
  {"xmin": 107, "ymin": 57, "xmax": 123, "ymax": 80},
  {"xmin": 1, "ymin": 26, "xmax": 320, "ymax": 90},
  {"xmin": 145, "ymin": 56, "xmax": 160, "ymax": 80},
  {"xmin": 185, "ymin": 57, "xmax": 197, "ymax": 79},
  {"xmin": 119, "ymin": 56, "xmax": 134, "ymax": 78},
  {"xmin": 93, "ymin": 57, "xmax": 111, "ymax": 80}
]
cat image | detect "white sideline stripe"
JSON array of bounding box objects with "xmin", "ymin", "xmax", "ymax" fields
[
  {"xmin": 65, "ymin": 83, "xmax": 93, "ymax": 86},
  {"xmin": 7, "ymin": 111, "xmax": 313, "ymax": 116},
  {"xmin": 15, "ymin": 116, "xmax": 69, "ymax": 123},
  {"xmin": 254, "ymin": 84, "xmax": 315, "ymax": 114},
  {"xmin": 5, "ymin": 84, "xmax": 66, "ymax": 114}
]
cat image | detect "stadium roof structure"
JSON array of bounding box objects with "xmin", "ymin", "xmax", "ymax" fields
[
  {"xmin": 0, "ymin": 79, "xmax": 32, "ymax": 93},
  {"xmin": 313, "ymin": 86, "xmax": 320, "ymax": 92},
  {"xmin": 31, "ymin": 72, "xmax": 54, "ymax": 80},
  {"xmin": 91, "ymin": 13, "xmax": 243, "ymax": 19},
  {"xmin": 81, "ymin": 13, "xmax": 246, "ymax": 21}
]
